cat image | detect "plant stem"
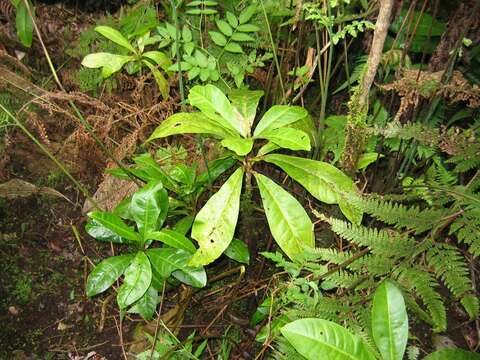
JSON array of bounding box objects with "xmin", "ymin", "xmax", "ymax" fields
[{"xmin": 260, "ymin": 0, "xmax": 286, "ymax": 101}]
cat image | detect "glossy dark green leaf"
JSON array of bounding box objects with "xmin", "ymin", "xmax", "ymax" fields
[
  {"xmin": 254, "ymin": 105, "xmax": 308, "ymax": 136},
  {"xmin": 117, "ymin": 252, "xmax": 152, "ymax": 309},
  {"xmin": 372, "ymin": 281, "xmax": 408, "ymax": 360},
  {"xmin": 190, "ymin": 168, "xmax": 243, "ymax": 266},
  {"xmin": 224, "ymin": 238, "xmax": 250, "ymax": 264},
  {"xmin": 88, "ymin": 211, "xmax": 140, "ymax": 242},
  {"xmin": 255, "ymin": 173, "xmax": 314, "ymax": 260},
  {"xmin": 131, "ymin": 181, "xmax": 168, "ymax": 240},
  {"xmin": 86, "ymin": 254, "xmax": 134, "ymax": 297},
  {"xmin": 128, "ymin": 285, "xmax": 158, "ymax": 320},
  {"xmin": 281, "ymin": 318, "xmax": 377, "ymax": 360},
  {"xmin": 172, "ymin": 216, "xmax": 194, "ymax": 235},
  {"xmin": 147, "ymin": 229, "xmax": 196, "ymax": 254},
  {"xmin": 147, "ymin": 248, "xmax": 207, "ymax": 287},
  {"xmin": 85, "ymin": 219, "xmax": 124, "ymax": 243}
]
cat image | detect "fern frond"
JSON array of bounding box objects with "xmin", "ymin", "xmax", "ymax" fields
[
  {"xmin": 426, "ymin": 244, "xmax": 472, "ymax": 298},
  {"xmin": 327, "ymin": 217, "xmax": 416, "ymax": 255},
  {"xmin": 303, "ymin": 247, "xmax": 354, "ymax": 264},
  {"xmin": 349, "ymin": 194, "xmax": 446, "ymax": 234},
  {"xmin": 452, "ymin": 210, "xmax": 480, "ymax": 257},
  {"xmin": 396, "ymin": 268, "xmax": 447, "ymax": 332}
]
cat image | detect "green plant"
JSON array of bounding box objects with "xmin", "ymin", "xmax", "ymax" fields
[
  {"xmin": 147, "ymin": 84, "xmax": 362, "ymax": 266},
  {"xmin": 136, "ymin": 330, "xmax": 207, "ymax": 359},
  {"xmin": 81, "ymin": 26, "xmax": 171, "ymax": 98},
  {"xmin": 280, "ymin": 280, "xmax": 480, "ymax": 360},
  {"xmin": 85, "ymin": 181, "xmax": 207, "ymax": 320},
  {"xmin": 281, "ymin": 280, "xmax": 408, "ymax": 360},
  {"xmin": 10, "ymin": 0, "xmax": 35, "ymax": 47}
]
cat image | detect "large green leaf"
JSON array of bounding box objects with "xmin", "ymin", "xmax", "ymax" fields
[
  {"xmin": 372, "ymin": 281, "xmax": 408, "ymax": 360},
  {"xmin": 281, "ymin": 318, "xmax": 377, "ymax": 360},
  {"xmin": 147, "ymin": 248, "xmax": 206, "ymax": 287},
  {"xmin": 190, "ymin": 168, "xmax": 244, "ymax": 266},
  {"xmin": 423, "ymin": 349, "xmax": 480, "ymax": 360},
  {"xmin": 147, "ymin": 112, "xmax": 236, "ymax": 142},
  {"xmin": 85, "ymin": 219, "xmax": 124, "ymax": 243},
  {"xmin": 147, "ymin": 229, "xmax": 196, "ymax": 254},
  {"xmin": 188, "ymin": 85, "xmax": 245, "ymax": 136},
  {"xmin": 95, "ymin": 25, "xmax": 136, "ymax": 52},
  {"xmin": 263, "ymin": 154, "xmax": 362, "ymax": 224},
  {"xmin": 221, "ymin": 137, "xmax": 254, "ymax": 156},
  {"xmin": 256, "ymin": 128, "xmax": 311, "ymax": 151},
  {"xmin": 15, "ymin": 1, "xmax": 34, "ymax": 47},
  {"xmin": 254, "ymin": 173, "xmax": 314, "ymax": 260},
  {"xmin": 228, "ymin": 89, "xmax": 263, "ymax": 134},
  {"xmin": 117, "ymin": 252, "xmax": 152, "ymax": 309},
  {"xmin": 128, "ymin": 285, "xmax": 158, "ymax": 320},
  {"xmin": 81, "ymin": 53, "xmax": 134, "ymax": 78},
  {"xmin": 130, "ymin": 181, "xmax": 168, "ymax": 240},
  {"xmin": 142, "ymin": 60, "xmax": 170, "ymax": 99},
  {"xmin": 88, "ymin": 211, "xmax": 140, "ymax": 242},
  {"xmin": 390, "ymin": 10, "xmax": 446, "ymax": 37},
  {"xmin": 86, "ymin": 254, "xmax": 134, "ymax": 297},
  {"xmin": 254, "ymin": 105, "xmax": 308, "ymax": 136}
]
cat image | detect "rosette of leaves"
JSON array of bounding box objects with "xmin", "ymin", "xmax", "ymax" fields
[
  {"xmin": 85, "ymin": 182, "xmax": 206, "ymax": 320},
  {"xmin": 147, "ymin": 85, "xmax": 362, "ymax": 267},
  {"xmin": 169, "ymin": 49, "xmax": 219, "ymax": 82},
  {"xmin": 208, "ymin": 5, "xmax": 259, "ymax": 54},
  {"xmin": 81, "ymin": 26, "xmax": 171, "ymax": 98}
]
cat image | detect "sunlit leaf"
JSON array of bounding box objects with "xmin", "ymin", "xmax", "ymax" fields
[
  {"xmin": 95, "ymin": 25, "xmax": 135, "ymax": 52},
  {"xmin": 281, "ymin": 318, "xmax": 377, "ymax": 360},
  {"xmin": 263, "ymin": 154, "xmax": 362, "ymax": 224},
  {"xmin": 190, "ymin": 168, "xmax": 244, "ymax": 266},
  {"xmin": 221, "ymin": 137, "xmax": 254, "ymax": 156},
  {"xmin": 255, "ymin": 173, "xmax": 314, "ymax": 260},
  {"xmin": 254, "ymin": 105, "xmax": 308, "ymax": 136},
  {"xmin": 147, "ymin": 112, "xmax": 237, "ymax": 142},
  {"xmin": 256, "ymin": 128, "xmax": 311, "ymax": 151}
]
